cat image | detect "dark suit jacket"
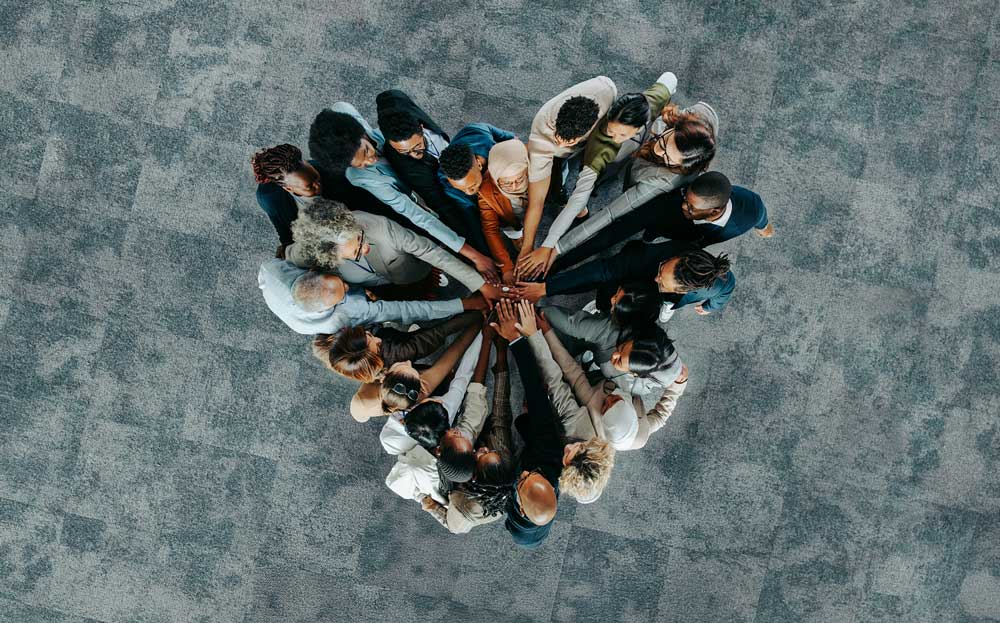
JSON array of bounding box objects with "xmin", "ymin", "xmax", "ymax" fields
[
  {"xmin": 375, "ymin": 89, "xmax": 455, "ymax": 212},
  {"xmin": 505, "ymin": 338, "xmax": 565, "ymax": 549},
  {"xmin": 546, "ymin": 240, "xmax": 737, "ymax": 313},
  {"xmin": 644, "ymin": 185, "xmax": 769, "ymax": 247}
]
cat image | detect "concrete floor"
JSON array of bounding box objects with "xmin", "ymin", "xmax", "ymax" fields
[{"xmin": 1, "ymin": 1, "xmax": 998, "ymax": 621}]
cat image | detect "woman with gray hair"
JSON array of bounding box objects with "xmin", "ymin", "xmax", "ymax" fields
[{"xmin": 286, "ymin": 198, "xmax": 502, "ymax": 303}]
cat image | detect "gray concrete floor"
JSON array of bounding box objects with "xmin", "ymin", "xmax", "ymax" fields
[{"xmin": 1, "ymin": 1, "xmax": 999, "ymax": 622}]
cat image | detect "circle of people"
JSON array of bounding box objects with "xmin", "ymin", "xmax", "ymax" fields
[{"xmin": 255, "ymin": 72, "xmax": 774, "ymax": 549}]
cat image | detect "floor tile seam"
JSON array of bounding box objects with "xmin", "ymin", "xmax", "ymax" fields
[{"xmin": 1, "ymin": 593, "xmax": 113, "ymax": 623}]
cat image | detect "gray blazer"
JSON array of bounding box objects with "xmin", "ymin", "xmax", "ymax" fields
[{"xmin": 288, "ymin": 211, "xmax": 485, "ymax": 292}]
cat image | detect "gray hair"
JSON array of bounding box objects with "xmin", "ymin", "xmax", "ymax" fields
[
  {"xmin": 291, "ymin": 198, "xmax": 362, "ymax": 268},
  {"xmin": 291, "ymin": 272, "xmax": 334, "ymax": 312}
]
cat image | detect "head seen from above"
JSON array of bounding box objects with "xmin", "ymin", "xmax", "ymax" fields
[
  {"xmin": 488, "ymin": 139, "xmax": 530, "ymax": 197},
  {"xmin": 309, "ymin": 108, "xmax": 378, "ymax": 172},
  {"xmin": 647, "ymin": 108, "xmax": 716, "ymax": 173},
  {"xmin": 654, "ymin": 250, "xmax": 732, "ymax": 294},
  {"xmin": 553, "ymin": 95, "xmax": 601, "ymax": 146},
  {"xmin": 604, "ymin": 93, "xmax": 650, "ymax": 144},
  {"xmin": 382, "ymin": 111, "xmax": 427, "ymax": 159},
  {"xmin": 312, "ymin": 328, "xmax": 384, "ymax": 384},
  {"xmin": 440, "ymin": 143, "xmax": 484, "ymax": 196},
  {"xmin": 291, "ymin": 198, "xmax": 368, "ymax": 268},
  {"xmin": 610, "ymin": 325, "xmax": 675, "ymax": 376},
  {"xmin": 560, "ymin": 438, "xmax": 615, "ymax": 504},
  {"xmin": 290, "ymin": 271, "xmax": 345, "ymax": 313},
  {"xmin": 251, "ymin": 144, "xmax": 322, "ymax": 197},
  {"xmin": 380, "ymin": 361, "xmax": 422, "ymax": 414},
  {"xmin": 683, "ymin": 171, "xmax": 732, "ymax": 221}
]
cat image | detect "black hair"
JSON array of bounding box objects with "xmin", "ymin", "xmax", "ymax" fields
[
  {"xmin": 674, "ymin": 250, "xmax": 732, "ymax": 291},
  {"xmin": 403, "ymin": 401, "xmax": 449, "ymax": 449},
  {"xmin": 438, "ymin": 143, "xmax": 476, "ymax": 180},
  {"xmin": 462, "ymin": 456, "xmax": 516, "ymax": 518},
  {"xmin": 380, "ymin": 110, "xmax": 423, "ymax": 143},
  {"xmin": 554, "ymin": 95, "xmax": 600, "ymax": 141},
  {"xmin": 610, "ymin": 281, "xmax": 660, "ymax": 337},
  {"xmin": 688, "ymin": 171, "xmax": 732, "ymax": 209},
  {"xmin": 438, "ymin": 441, "xmax": 475, "ymax": 483},
  {"xmin": 625, "ymin": 325, "xmax": 676, "ymax": 377},
  {"xmin": 606, "ymin": 93, "xmax": 650, "ymax": 129},
  {"xmin": 308, "ymin": 109, "xmax": 368, "ymax": 173},
  {"xmin": 250, "ymin": 144, "xmax": 304, "ymax": 184}
]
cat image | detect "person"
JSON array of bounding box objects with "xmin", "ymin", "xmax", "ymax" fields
[
  {"xmin": 518, "ymin": 71, "xmax": 678, "ymax": 277},
  {"xmin": 643, "ymin": 171, "xmax": 774, "ymax": 245},
  {"xmin": 307, "ymin": 103, "xmax": 500, "ymax": 282},
  {"xmin": 515, "ymin": 303, "xmax": 618, "ymax": 502},
  {"xmin": 540, "ymin": 281, "xmax": 683, "ymax": 389},
  {"xmin": 352, "ymin": 320, "xmax": 482, "ymax": 423},
  {"xmin": 436, "ymin": 122, "xmax": 518, "ymax": 252},
  {"xmin": 284, "ymin": 198, "xmax": 503, "ymax": 302},
  {"xmin": 476, "ymin": 139, "xmax": 531, "ymax": 284},
  {"xmin": 544, "ymin": 100, "xmax": 720, "ymax": 272},
  {"xmin": 421, "ymin": 334, "xmax": 517, "ymax": 533},
  {"xmin": 250, "ymin": 144, "xmax": 391, "ymax": 255},
  {"xmin": 311, "ymin": 311, "xmax": 480, "ymax": 383},
  {"xmin": 538, "ymin": 312, "xmax": 690, "ymax": 450},
  {"xmin": 516, "ymin": 240, "xmax": 736, "ymax": 322},
  {"xmin": 257, "ymin": 258, "xmax": 485, "ymax": 336},
  {"xmin": 517, "ymin": 76, "xmax": 619, "ymax": 275},
  {"xmin": 382, "ymin": 330, "xmax": 489, "ymax": 507},
  {"xmin": 375, "ymin": 89, "xmax": 456, "ymax": 219}
]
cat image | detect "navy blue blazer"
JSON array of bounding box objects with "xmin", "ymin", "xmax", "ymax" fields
[
  {"xmin": 646, "ymin": 185, "xmax": 769, "ymax": 247},
  {"xmin": 546, "ymin": 240, "xmax": 737, "ymax": 313},
  {"xmin": 438, "ymin": 123, "xmax": 517, "ymax": 211}
]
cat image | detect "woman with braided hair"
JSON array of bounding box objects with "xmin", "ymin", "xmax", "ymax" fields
[{"xmin": 250, "ymin": 143, "xmax": 396, "ymax": 255}]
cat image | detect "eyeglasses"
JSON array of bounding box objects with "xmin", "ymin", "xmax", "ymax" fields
[
  {"xmin": 354, "ymin": 231, "xmax": 365, "ymax": 261},
  {"xmin": 395, "ymin": 136, "xmax": 427, "ymax": 157},
  {"xmin": 389, "ymin": 382, "xmax": 419, "ymax": 402},
  {"xmin": 654, "ymin": 129, "xmax": 679, "ymax": 167}
]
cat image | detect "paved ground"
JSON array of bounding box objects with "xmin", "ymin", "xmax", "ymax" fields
[{"xmin": 1, "ymin": 1, "xmax": 999, "ymax": 622}]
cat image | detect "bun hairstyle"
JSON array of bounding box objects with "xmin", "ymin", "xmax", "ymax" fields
[
  {"xmin": 462, "ymin": 456, "xmax": 516, "ymax": 518},
  {"xmin": 312, "ymin": 329, "xmax": 384, "ymax": 384},
  {"xmin": 250, "ymin": 144, "xmax": 304, "ymax": 184},
  {"xmin": 606, "ymin": 93, "xmax": 650, "ymax": 129},
  {"xmin": 625, "ymin": 326, "xmax": 676, "ymax": 377}
]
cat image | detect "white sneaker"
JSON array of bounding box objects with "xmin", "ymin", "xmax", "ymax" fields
[
  {"xmin": 658, "ymin": 302, "xmax": 676, "ymax": 324},
  {"xmin": 582, "ymin": 300, "xmax": 598, "ymax": 314},
  {"xmin": 581, "ymin": 350, "xmax": 594, "ymax": 365},
  {"xmin": 437, "ymin": 273, "xmax": 449, "ymax": 288}
]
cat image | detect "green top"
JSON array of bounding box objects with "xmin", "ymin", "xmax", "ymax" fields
[{"xmin": 582, "ymin": 81, "xmax": 673, "ymax": 174}]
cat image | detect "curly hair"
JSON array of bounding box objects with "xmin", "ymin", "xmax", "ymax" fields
[
  {"xmin": 636, "ymin": 104, "xmax": 716, "ymax": 174},
  {"xmin": 607, "ymin": 93, "xmax": 650, "ymax": 129},
  {"xmin": 250, "ymin": 144, "xmax": 304, "ymax": 184},
  {"xmin": 438, "ymin": 143, "xmax": 476, "ymax": 180},
  {"xmin": 559, "ymin": 438, "xmax": 615, "ymax": 503},
  {"xmin": 554, "ymin": 95, "xmax": 600, "ymax": 141},
  {"xmin": 380, "ymin": 110, "xmax": 423, "ymax": 143},
  {"xmin": 290, "ymin": 198, "xmax": 361, "ymax": 268},
  {"xmin": 308, "ymin": 108, "xmax": 367, "ymax": 172},
  {"xmin": 312, "ymin": 329, "xmax": 384, "ymax": 383},
  {"xmin": 674, "ymin": 249, "xmax": 731, "ymax": 291}
]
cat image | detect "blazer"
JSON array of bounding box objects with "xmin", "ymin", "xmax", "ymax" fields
[
  {"xmin": 257, "ymin": 259, "xmax": 462, "ymax": 335},
  {"xmin": 477, "ymin": 172, "xmax": 521, "ymax": 271},
  {"xmin": 375, "ymin": 89, "xmax": 457, "ymax": 215},
  {"xmin": 331, "ymin": 102, "xmax": 465, "ymax": 252},
  {"xmin": 286, "ymin": 211, "xmax": 484, "ymax": 291},
  {"xmin": 545, "ymin": 240, "xmax": 737, "ymax": 313},
  {"xmin": 436, "ymin": 123, "xmax": 517, "ymax": 210},
  {"xmin": 376, "ymin": 311, "xmax": 480, "ymax": 368},
  {"xmin": 645, "ymin": 185, "xmax": 769, "ymax": 247}
]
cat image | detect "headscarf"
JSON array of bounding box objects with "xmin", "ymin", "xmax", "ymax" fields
[{"xmin": 487, "ymin": 139, "xmax": 529, "ymax": 204}]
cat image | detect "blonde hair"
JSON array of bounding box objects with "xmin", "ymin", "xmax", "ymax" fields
[
  {"xmin": 560, "ymin": 439, "xmax": 615, "ymax": 503},
  {"xmin": 312, "ymin": 329, "xmax": 384, "ymax": 384},
  {"xmin": 379, "ymin": 367, "xmax": 421, "ymax": 414}
]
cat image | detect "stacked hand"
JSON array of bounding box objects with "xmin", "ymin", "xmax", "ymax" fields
[
  {"xmin": 470, "ymin": 251, "xmax": 502, "ymax": 283},
  {"xmin": 514, "ymin": 281, "xmax": 546, "ymax": 303},
  {"xmin": 489, "ymin": 299, "xmax": 521, "ymax": 342},
  {"xmin": 515, "ymin": 246, "xmax": 557, "ymax": 280}
]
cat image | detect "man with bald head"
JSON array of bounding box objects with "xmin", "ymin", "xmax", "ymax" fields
[
  {"xmin": 490, "ymin": 299, "xmax": 567, "ymax": 548},
  {"xmin": 257, "ymin": 258, "xmax": 486, "ymax": 335}
]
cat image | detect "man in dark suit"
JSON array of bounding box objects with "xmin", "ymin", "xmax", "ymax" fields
[
  {"xmin": 552, "ymin": 172, "xmax": 772, "ymax": 270},
  {"xmin": 375, "ymin": 90, "xmax": 483, "ymax": 248}
]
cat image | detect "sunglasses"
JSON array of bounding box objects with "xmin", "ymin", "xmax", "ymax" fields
[{"xmin": 389, "ymin": 382, "xmax": 419, "ymax": 402}]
